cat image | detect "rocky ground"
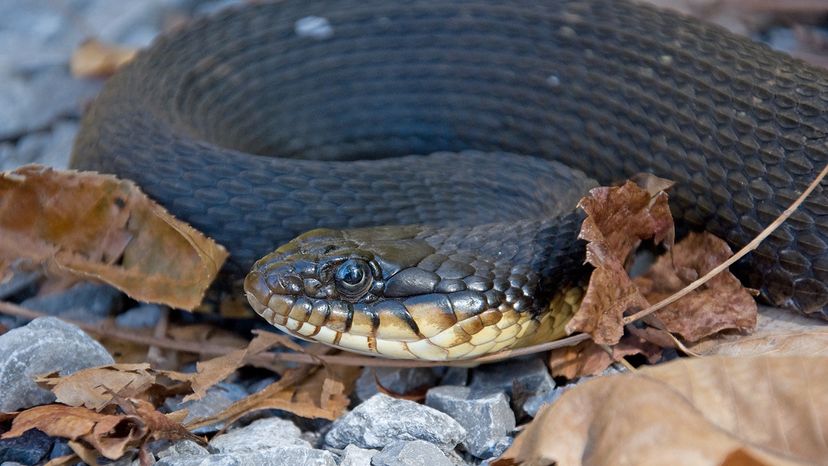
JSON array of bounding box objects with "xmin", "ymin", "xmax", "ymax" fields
[{"xmin": 0, "ymin": 1, "xmax": 824, "ymax": 465}]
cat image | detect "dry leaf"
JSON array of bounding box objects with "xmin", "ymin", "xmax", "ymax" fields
[
  {"xmin": 547, "ymin": 335, "xmax": 662, "ymax": 379},
  {"xmin": 185, "ymin": 330, "xmax": 294, "ymax": 401},
  {"xmin": 185, "ymin": 363, "xmax": 361, "ymax": 430},
  {"xmin": 688, "ymin": 306, "xmax": 828, "ymax": 356},
  {"xmin": 2, "ymin": 405, "xmax": 146, "ymax": 460},
  {"xmin": 3, "ymin": 400, "xmax": 202, "ymax": 462},
  {"xmin": 494, "ymin": 355, "xmax": 828, "ymax": 466},
  {"xmin": 635, "ymin": 232, "xmax": 757, "ymax": 342},
  {"xmin": 566, "ymin": 181, "xmax": 674, "ymax": 344},
  {"xmin": 0, "ymin": 165, "xmax": 227, "ymax": 310},
  {"xmin": 70, "ymin": 39, "xmax": 137, "ymax": 78},
  {"xmin": 35, "ymin": 363, "xmax": 192, "ymax": 411}
]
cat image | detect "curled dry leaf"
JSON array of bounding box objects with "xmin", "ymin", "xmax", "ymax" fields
[
  {"xmin": 547, "ymin": 335, "xmax": 662, "ymax": 379},
  {"xmin": 185, "ymin": 362, "xmax": 361, "ymax": 430},
  {"xmin": 185, "ymin": 330, "xmax": 297, "ymax": 402},
  {"xmin": 36, "ymin": 330, "xmax": 295, "ymax": 413},
  {"xmin": 0, "ymin": 165, "xmax": 228, "ymax": 310},
  {"xmin": 35, "ymin": 363, "xmax": 193, "ymax": 411},
  {"xmin": 566, "ymin": 180, "xmax": 674, "ymax": 345},
  {"xmin": 2, "ymin": 405, "xmax": 146, "ymax": 461},
  {"xmin": 495, "ymin": 355, "xmax": 828, "ymax": 466},
  {"xmin": 70, "ymin": 39, "xmax": 137, "ymax": 78},
  {"xmin": 635, "ymin": 232, "xmax": 757, "ymax": 342}
]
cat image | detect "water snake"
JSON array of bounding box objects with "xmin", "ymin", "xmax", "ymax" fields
[{"xmin": 71, "ymin": 0, "xmax": 827, "ymax": 360}]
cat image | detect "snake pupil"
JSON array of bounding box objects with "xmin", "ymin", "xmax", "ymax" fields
[
  {"xmin": 334, "ymin": 259, "xmax": 372, "ymax": 299},
  {"xmin": 338, "ymin": 261, "xmax": 364, "ymax": 285}
]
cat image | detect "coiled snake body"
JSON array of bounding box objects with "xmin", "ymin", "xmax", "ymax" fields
[{"xmin": 72, "ymin": 0, "xmax": 827, "ymax": 360}]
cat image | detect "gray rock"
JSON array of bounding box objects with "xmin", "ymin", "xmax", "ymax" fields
[
  {"xmin": 165, "ymin": 383, "xmax": 248, "ymax": 434},
  {"xmin": 324, "ymin": 394, "xmax": 465, "ymax": 452},
  {"xmin": 19, "ymin": 281, "xmax": 121, "ymax": 322},
  {"xmin": 0, "ymin": 428, "xmax": 53, "ymax": 464},
  {"xmin": 0, "ymin": 270, "xmax": 39, "ymax": 301},
  {"xmin": 338, "ymin": 445, "xmax": 377, "ymax": 466},
  {"xmin": 210, "ymin": 417, "xmax": 308, "ymax": 453},
  {"xmin": 1, "ymin": 120, "xmax": 78, "ymax": 170},
  {"xmin": 439, "ymin": 367, "xmax": 468, "ymax": 386},
  {"xmin": 426, "ymin": 386, "xmax": 515, "ymax": 458},
  {"xmin": 115, "ymin": 303, "xmax": 164, "ymax": 328},
  {"xmin": 0, "ymin": 317, "xmax": 114, "ymax": 411},
  {"xmin": 469, "ymin": 356, "xmax": 555, "ymax": 416},
  {"xmin": 157, "ymin": 440, "xmax": 210, "ymax": 459},
  {"xmin": 156, "ymin": 447, "xmax": 336, "ymax": 466},
  {"xmin": 246, "ymin": 376, "xmax": 278, "ymax": 394},
  {"xmin": 371, "ymin": 441, "xmax": 453, "ymax": 466},
  {"xmin": 355, "ymin": 367, "xmax": 439, "ymax": 402},
  {"xmin": 0, "ymin": 66, "xmax": 99, "ymax": 139},
  {"xmin": 523, "ymin": 386, "xmax": 566, "ymax": 418}
]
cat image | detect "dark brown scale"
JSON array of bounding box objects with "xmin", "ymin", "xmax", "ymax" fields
[{"xmin": 71, "ymin": 0, "xmax": 827, "ymax": 316}]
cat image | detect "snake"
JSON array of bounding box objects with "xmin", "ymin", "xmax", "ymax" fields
[{"xmin": 70, "ymin": 0, "xmax": 827, "ymax": 360}]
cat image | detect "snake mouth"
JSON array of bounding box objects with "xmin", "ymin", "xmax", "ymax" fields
[{"xmin": 245, "ymin": 269, "xmax": 581, "ymax": 360}]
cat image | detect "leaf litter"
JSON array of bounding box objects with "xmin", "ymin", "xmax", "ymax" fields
[
  {"xmin": 0, "ymin": 165, "xmax": 227, "ymax": 310},
  {"xmin": 0, "ymin": 160, "xmax": 825, "ymax": 465}
]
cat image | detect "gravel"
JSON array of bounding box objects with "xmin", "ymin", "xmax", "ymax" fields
[
  {"xmin": 426, "ymin": 385, "xmax": 516, "ymax": 458},
  {"xmin": 355, "ymin": 366, "xmax": 439, "ymax": 402},
  {"xmin": 372, "ymin": 440, "xmax": 454, "ymax": 466},
  {"xmin": 324, "ymin": 393, "xmax": 466, "ymax": 453},
  {"xmin": 0, "ymin": 317, "xmax": 114, "ymax": 411}
]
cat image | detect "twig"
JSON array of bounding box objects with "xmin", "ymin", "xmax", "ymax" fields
[
  {"xmin": 623, "ymin": 162, "xmax": 827, "ymax": 326},
  {"xmin": 146, "ymin": 306, "xmax": 169, "ymax": 366}
]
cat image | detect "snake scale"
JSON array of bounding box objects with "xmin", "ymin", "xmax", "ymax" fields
[{"xmin": 71, "ymin": 0, "xmax": 827, "ymax": 360}]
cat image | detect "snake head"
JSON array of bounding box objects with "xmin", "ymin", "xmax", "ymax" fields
[{"xmin": 244, "ymin": 225, "xmax": 551, "ymax": 360}]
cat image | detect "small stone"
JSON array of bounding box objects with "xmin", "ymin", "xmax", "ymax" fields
[
  {"xmin": 4, "ymin": 120, "xmax": 78, "ymax": 170},
  {"xmin": 0, "ymin": 66, "xmax": 100, "ymax": 140},
  {"xmin": 157, "ymin": 440, "xmax": 210, "ymax": 459},
  {"xmin": 439, "ymin": 367, "xmax": 468, "ymax": 386},
  {"xmin": 20, "ymin": 282, "xmax": 121, "ymax": 322},
  {"xmin": 246, "ymin": 376, "xmax": 278, "ymax": 394},
  {"xmin": 210, "ymin": 417, "xmax": 308, "ymax": 453},
  {"xmin": 372, "ymin": 440, "xmax": 453, "ymax": 466},
  {"xmin": 0, "ymin": 317, "xmax": 114, "ymax": 411},
  {"xmin": 324, "ymin": 394, "xmax": 466, "ymax": 452},
  {"xmin": 522, "ymin": 386, "xmax": 566, "ymax": 418},
  {"xmin": 156, "ymin": 447, "xmax": 336, "ymax": 466},
  {"xmin": 355, "ymin": 367, "xmax": 439, "ymax": 401},
  {"xmin": 469, "ymin": 356, "xmax": 554, "ymax": 416},
  {"xmin": 0, "ymin": 270, "xmax": 39, "ymax": 301},
  {"xmin": 426, "ymin": 386, "xmax": 515, "ymax": 458},
  {"xmin": 165, "ymin": 383, "xmax": 248, "ymax": 434},
  {"xmin": 115, "ymin": 303, "xmax": 164, "ymax": 328},
  {"xmin": 0, "ymin": 428, "xmax": 53, "ymax": 464},
  {"xmin": 338, "ymin": 444, "xmax": 377, "ymax": 466},
  {"xmin": 294, "ymin": 16, "xmax": 333, "ymax": 40}
]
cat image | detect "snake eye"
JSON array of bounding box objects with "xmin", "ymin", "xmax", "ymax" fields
[{"xmin": 334, "ymin": 259, "xmax": 372, "ymax": 298}]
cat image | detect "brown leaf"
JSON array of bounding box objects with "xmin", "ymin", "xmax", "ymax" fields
[
  {"xmin": 547, "ymin": 335, "xmax": 662, "ymax": 379},
  {"xmin": 495, "ymin": 355, "xmax": 828, "ymax": 466},
  {"xmin": 2, "ymin": 405, "xmax": 146, "ymax": 460},
  {"xmin": 35, "ymin": 363, "xmax": 192, "ymax": 411},
  {"xmin": 0, "ymin": 165, "xmax": 227, "ymax": 310},
  {"xmin": 185, "ymin": 330, "xmax": 293, "ymax": 401},
  {"xmin": 566, "ymin": 181, "xmax": 674, "ymax": 344},
  {"xmin": 185, "ymin": 363, "xmax": 361, "ymax": 430},
  {"xmin": 688, "ymin": 306, "xmax": 828, "ymax": 357},
  {"xmin": 126, "ymin": 399, "xmax": 202, "ymax": 445},
  {"xmin": 70, "ymin": 39, "xmax": 137, "ymax": 78},
  {"xmin": 635, "ymin": 232, "xmax": 757, "ymax": 342}
]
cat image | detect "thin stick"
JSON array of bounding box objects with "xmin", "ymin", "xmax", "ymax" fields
[{"xmin": 623, "ymin": 162, "xmax": 827, "ymax": 325}]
